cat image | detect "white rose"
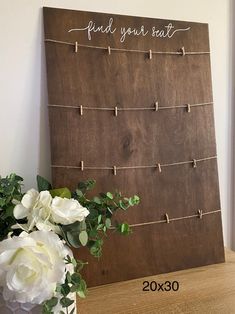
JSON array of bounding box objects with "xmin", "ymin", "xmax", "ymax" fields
[
  {"xmin": 14, "ymin": 189, "xmax": 39, "ymax": 220},
  {"xmin": 51, "ymin": 197, "xmax": 89, "ymax": 225},
  {"xmin": 0, "ymin": 231, "xmax": 71, "ymax": 304},
  {"xmin": 13, "ymin": 189, "xmax": 61, "ymax": 233}
]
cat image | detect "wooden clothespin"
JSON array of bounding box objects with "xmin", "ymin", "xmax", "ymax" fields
[
  {"xmin": 181, "ymin": 46, "xmax": 186, "ymax": 56},
  {"xmin": 187, "ymin": 104, "xmax": 191, "ymax": 113},
  {"xmin": 154, "ymin": 101, "xmax": 159, "ymax": 111},
  {"xmin": 198, "ymin": 209, "xmax": 203, "ymax": 219},
  {"xmin": 157, "ymin": 163, "xmax": 162, "ymax": 173},
  {"xmin": 75, "ymin": 41, "xmax": 78, "ymax": 53},
  {"xmin": 80, "ymin": 161, "xmax": 84, "ymax": 171},
  {"xmin": 165, "ymin": 213, "xmax": 170, "ymax": 223},
  {"xmin": 192, "ymin": 159, "xmax": 197, "ymax": 168},
  {"xmin": 114, "ymin": 106, "xmax": 118, "ymax": 117},
  {"xmin": 113, "ymin": 166, "xmax": 117, "ymax": 175},
  {"xmin": 149, "ymin": 49, "xmax": 153, "ymax": 60},
  {"xmin": 108, "ymin": 46, "xmax": 111, "ymax": 55},
  {"xmin": 79, "ymin": 105, "xmax": 83, "ymax": 116}
]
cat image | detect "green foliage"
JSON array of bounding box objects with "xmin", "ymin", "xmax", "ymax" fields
[
  {"xmin": 45, "ymin": 256, "xmax": 89, "ymax": 313},
  {"xmin": 50, "ymin": 187, "xmax": 71, "ymax": 199},
  {"xmin": 36, "ymin": 175, "xmax": 52, "ymax": 192},
  {"xmin": 117, "ymin": 223, "xmax": 132, "ymax": 235},
  {"xmin": 42, "ymin": 297, "xmax": 58, "ymax": 314},
  {"xmin": 60, "ymin": 297, "xmax": 74, "ymax": 308},
  {"xmin": 77, "ymin": 179, "xmax": 96, "ymax": 193},
  {"xmin": 71, "ymin": 180, "xmax": 140, "ymax": 258},
  {"xmin": 0, "ymin": 173, "xmax": 23, "ymax": 208},
  {"xmin": 79, "ymin": 230, "xmax": 88, "ymax": 246},
  {"xmin": 0, "ymin": 173, "xmax": 23, "ymax": 241}
]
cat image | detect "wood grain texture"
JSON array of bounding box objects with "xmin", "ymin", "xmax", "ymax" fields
[
  {"xmin": 43, "ymin": 7, "xmax": 224, "ymax": 287},
  {"xmin": 78, "ymin": 249, "xmax": 234, "ymax": 314}
]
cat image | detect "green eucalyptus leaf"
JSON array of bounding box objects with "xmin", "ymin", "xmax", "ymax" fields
[
  {"xmin": 119, "ymin": 200, "xmax": 128, "ymax": 210},
  {"xmin": 88, "ymin": 229, "xmax": 98, "ymax": 238},
  {"xmin": 119, "ymin": 223, "xmax": 131, "ymax": 235},
  {"xmin": 60, "ymin": 297, "xmax": 74, "ymax": 308},
  {"xmin": 66, "ymin": 272, "xmax": 72, "ymax": 284},
  {"xmin": 45, "ymin": 297, "xmax": 58, "ymax": 309},
  {"xmin": 36, "ymin": 175, "xmax": 52, "ymax": 192},
  {"xmin": 66, "ymin": 232, "xmax": 80, "ymax": 248},
  {"xmin": 50, "ymin": 187, "xmax": 71, "ymax": 199},
  {"xmin": 60, "ymin": 283, "xmax": 70, "ymax": 296},
  {"xmin": 97, "ymin": 215, "xmax": 102, "ymax": 223},
  {"xmin": 77, "ymin": 290, "xmax": 86, "ymax": 298},
  {"xmin": 76, "ymin": 189, "xmax": 83, "ymax": 197},
  {"xmin": 129, "ymin": 195, "xmax": 140, "ymax": 206},
  {"xmin": 93, "ymin": 196, "xmax": 101, "ymax": 204},
  {"xmin": 78, "ymin": 180, "xmax": 96, "ymax": 193},
  {"xmin": 42, "ymin": 304, "xmax": 53, "ymax": 314},
  {"xmin": 80, "ymin": 279, "xmax": 87, "ymax": 291},
  {"xmin": 71, "ymin": 273, "xmax": 81, "ymax": 285},
  {"xmin": 96, "ymin": 224, "xmax": 104, "ymax": 230},
  {"xmin": 87, "ymin": 208, "xmax": 99, "ymax": 220},
  {"xmin": 105, "ymin": 218, "xmax": 112, "ymax": 229},
  {"xmin": 79, "ymin": 230, "xmax": 88, "ymax": 246},
  {"xmin": 79, "ymin": 220, "xmax": 87, "ymax": 231},
  {"xmin": 106, "ymin": 192, "xmax": 113, "ymax": 199}
]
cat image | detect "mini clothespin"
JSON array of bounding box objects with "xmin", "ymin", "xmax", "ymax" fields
[
  {"xmin": 107, "ymin": 46, "xmax": 111, "ymax": 55},
  {"xmin": 113, "ymin": 166, "xmax": 117, "ymax": 175},
  {"xmin": 114, "ymin": 106, "xmax": 118, "ymax": 117},
  {"xmin": 186, "ymin": 104, "xmax": 191, "ymax": 112},
  {"xmin": 157, "ymin": 163, "xmax": 162, "ymax": 173},
  {"xmin": 198, "ymin": 209, "xmax": 203, "ymax": 219},
  {"xmin": 165, "ymin": 213, "xmax": 170, "ymax": 223},
  {"xmin": 154, "ymin": 101, "xmax": 159, "ymax": 111},
  {"xmin": 79, "ymin": 105, "xmax": 83, "ymax": 116},
  {"xmin": 75, "ymin": 41, "xmax": 78, "ymax": 53},
  {"xmin": 149, "ymin": 49, "xmax": 153, "ymax": 60},
  {"xmin": 192, "ymin": 159, "xmax": 197, "ymax": 168},
  {"xmin": 181, "ymin": 46, "xmax": 186, "ymax": 56},
  {"xmin": 80, "ymin": 161, "xmax": 84, "ymax": 171}
]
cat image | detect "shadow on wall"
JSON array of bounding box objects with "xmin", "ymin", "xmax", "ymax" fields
[{"xmin": 38, "ymin": 7, "xmax": 51, "ymax": 182}]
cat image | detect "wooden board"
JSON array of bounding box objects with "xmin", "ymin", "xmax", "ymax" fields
[{"xmin": 43, "ymin": 7, "xmax": 225, "ymax": 287}]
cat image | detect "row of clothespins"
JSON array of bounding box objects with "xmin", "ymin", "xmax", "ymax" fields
[{"xmin": 74, "ymin": 41, "xmax": 187, "ymax": 57}]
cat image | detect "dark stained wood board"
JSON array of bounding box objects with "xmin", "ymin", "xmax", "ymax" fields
[{"xmin": 43, "ymin": 7, "xmax": 225, "ymax": 287}]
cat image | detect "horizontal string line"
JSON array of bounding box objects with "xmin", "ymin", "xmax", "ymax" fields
[
  {"xmin": 48, "ymin": 102, "xmax": 213, "ymax": 114},
  {"xmin": 44, "ymin": 39, "xmax": 210, "ymax": 55},
  {"xmin": 110, "ymin": 209, "xmax": 221, "ymax": 229},
  {"xmin": 51, "ymin": 156, "xmax": 217, "ymax": 173}
]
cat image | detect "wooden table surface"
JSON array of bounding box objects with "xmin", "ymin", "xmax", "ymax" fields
[{"xmin": 77, "ymin": 249, "xmax": 235, "ymax": 314}]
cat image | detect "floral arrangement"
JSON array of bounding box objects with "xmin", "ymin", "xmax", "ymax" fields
[{"xmin": 0, "ymin": 173, "xmax": 140, "ymax": 314}]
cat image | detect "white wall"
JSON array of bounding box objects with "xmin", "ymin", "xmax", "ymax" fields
[{"xmin": 0, "ymin": 0, "xmax": 233, "ymax": 247}]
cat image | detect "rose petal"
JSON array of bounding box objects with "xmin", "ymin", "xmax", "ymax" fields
[{"xmin": 13, "ymin": 204, "xmax": 29, "ymax": 219}]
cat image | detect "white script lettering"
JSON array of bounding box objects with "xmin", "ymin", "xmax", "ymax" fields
[
  {"xmin": 68, "ymin": 18, "xmax": 117, "ymax": 40},
  {"xmin": 120, "ymin": 25, "xmax": 148, "ymax": 43},
  {"xmin": 152, "ymin": 23, "xmax": 190, "ymax": 38}
]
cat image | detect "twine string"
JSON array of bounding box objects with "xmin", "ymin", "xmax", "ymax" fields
[
  {"xmin": 51, "ymin": 156, "xmax": 217, "ymax": 171},
  {"xmin": 109, "ymin": 209, "xmax": 221, "ymax": 229},
  {"xmin": 48, "ymin": 102, "xmax": 213, "ymax": 113},
  {"xmin": 45, "ymin": 39, "xmax": 210, "ymax": 55}
]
